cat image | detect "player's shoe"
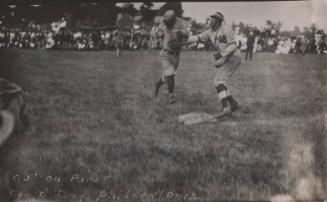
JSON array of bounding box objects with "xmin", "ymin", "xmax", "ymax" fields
[
  {"xmin": 221, "ymin": 105, "xmax": 232, "ymax": 115},
  {"xmin": 213, "ymin": 106, "xmax": 232, "ymax": 119},
  {"xmin": 214, "ymin": 97, "xmax": 236, "ymax": 119},
  {"xmin": 168, "ymin": 93, "xmax": 176, "ymax": 104}
]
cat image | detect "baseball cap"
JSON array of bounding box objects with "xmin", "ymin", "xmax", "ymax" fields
[
  {"xmin": 210, "ymin": 12, "xmax": 224, "ymax": 20},
  {"xmin": 163, "ymin": 10, "xmax": 176, "ymax": 21}
]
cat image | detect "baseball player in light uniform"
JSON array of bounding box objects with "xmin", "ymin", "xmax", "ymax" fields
[
  {"xmin": 187, "ymin": 12, "xmax": 242, "ymax": 115},
  {"xmin": 153, "ymin": 10, "xmax": 188, "ymax": 104}
]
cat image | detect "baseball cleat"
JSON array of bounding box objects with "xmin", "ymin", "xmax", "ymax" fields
[
  {"xmin": 213, "ymin": 106, "xmax": 233, "ymax": 119},
  {"xmin": 221, "ymin": 106, "xmax": 232, "ymax": 115}
]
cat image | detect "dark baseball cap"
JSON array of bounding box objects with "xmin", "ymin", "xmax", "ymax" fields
[{"xmin": 163, "ymin": 10, "xmax": 176, "ymax": 21}]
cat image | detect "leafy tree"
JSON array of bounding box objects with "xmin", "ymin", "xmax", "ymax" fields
[
  {"xmin": 276, "ymin": 21, "xmax": 282, "ymax": 31},
  {"xmin": 140, "ymin": 2, "xmax": 156, "ymax": 22},
  {"xmin": 303, "ymin": 23, "xmax": 317, "ymax": 39},
  {"xmin": 143, "ymin": 2, "xmax": 154, "ymax": 8},
  {"xmin": 238, "ymin": 22, "xmax": 245, "ymax": 34},
  {"xmin": 232, "ymin": 21, "xmax": 236, "ymax": 30},
  {"xmin": 309, "ymin": 23, "xmax": 317, "ymax": 34},
  {"xmin": 190, "ymin": 20, "xmax": 206, "ymax": 34},
  {"xmin": 266, "ymin": 20, "xmax": 272, "ymax": 27},
  {"xmin": 158, "ymin": 2, "xmax": 183, "ymax": 17}
]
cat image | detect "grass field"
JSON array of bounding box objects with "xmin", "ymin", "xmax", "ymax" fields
[{"xmin": 0, "ymin": 49, "xmax": 326, "ymax": 202}]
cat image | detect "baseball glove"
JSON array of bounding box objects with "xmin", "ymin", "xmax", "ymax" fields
[
  {"xmin": 176, "ymin": 31, "xmax": 189, "ymax": 41},
  {"xmin": 214, "ymin": 57, "xmax": 226, "ymax": 68},
  {"xmin": 213, "ymin": 52, "xmax": 222, "ymax": 60},
  {"xmin": 167, "ymin": 31, "xmax": 189, "ymax": 52}
]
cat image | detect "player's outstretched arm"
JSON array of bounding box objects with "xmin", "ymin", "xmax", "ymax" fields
[
  {"xmin": 188, "ymin": 29, "xmax": 211, "ymax": 43},
  {"xmin": 168, "ymin": 30, "xmax": 210, "ymax": 47}
]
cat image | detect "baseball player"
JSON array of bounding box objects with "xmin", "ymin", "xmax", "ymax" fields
[
  {"xmin": 153, "ymin": 10, "xmax": 188, "ymax": 104},
  {"xmin": 113, "ymin": 29, "xmax": 123, "ymax": 57},
  {"xmin": 187, "ymin": 12, "xmax": 242, "ymax": 115},
  {"xmin": 0, "ymin": 78, "xmax": 29, "ymax": 132}
]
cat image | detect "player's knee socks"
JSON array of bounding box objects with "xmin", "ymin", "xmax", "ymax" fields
[
  {"xmin": 216, "ymin": 84, "xmax": 228, "ymax": 108},
  {"xmin": 166, "ymin": 75, "xmax": 175, "ymax": 94},
  {"xmin": 216, "ymin": 83, "xmax": 227, "ymax": 93}
]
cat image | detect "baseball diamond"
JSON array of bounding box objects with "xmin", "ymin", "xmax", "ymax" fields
[
  {"xmin": 0, "ymin": 49, "xmax": 326, "ymax": 201},
  {"xmin": 0, "ymin": 1, "xmax": 327, "ymax": 202}
]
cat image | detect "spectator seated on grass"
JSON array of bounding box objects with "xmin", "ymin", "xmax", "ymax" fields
[{"xmin": 0, "ymin": 78, "xmax": 29, "ymax": 145}]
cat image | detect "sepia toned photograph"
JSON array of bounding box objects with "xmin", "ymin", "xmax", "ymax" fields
[{"xmin": 0, "ymin": 1, "xmax": 326, "ymax": 201}]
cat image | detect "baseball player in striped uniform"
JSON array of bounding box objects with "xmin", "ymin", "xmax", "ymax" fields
[
  {"xmin": 153, "ymin": 10, "xmax": 189, "ymax": 104},
  {"xmin": 187, "ymin": 12, "xmax": 242, "ymax": 115}
]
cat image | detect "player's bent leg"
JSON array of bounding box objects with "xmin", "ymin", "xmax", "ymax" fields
[
  {"xmin": 166, "ymin": 75, "xmax": 176, "ymax": 104},
  {"xmin": 153, "ymin": 70, "xmax": 175, "ymax": 101},
  {"xmin": 215, "ymin": 82, "xmax": 231, "ymax": 114},
  {"xmin": 158, "ymin": 52, "xmax": 178, "ymax": 104},
  {"xmin": 214, "ymin": 79, "xmax": 240, "ymax": 114},
  {"xmin": 214, "ymin": 52, "xmax": 242, "ymax": 112},
  {"xmin": 154, "ymin": 78, "xmax": 164, "ymax": 98},
  {"xmin": 154, "ymin": 52, "xmax": 170, "ymax": 99}
]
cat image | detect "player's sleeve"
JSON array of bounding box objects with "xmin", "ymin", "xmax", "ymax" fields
[
  {"xmin": 170, "ymin": 18, "xmax": 189, "ymax": 41},
  {"xmin": 175, "ymin": 30, "xmax": 189, "ymax": 41},
  {"xmin": 187, "ymin": 30, "xmax": 211, "ymax": 44},
  {"xmin": 221, "ymin": 27, "xmax": 238, "ymax": 57},
  {"xmin": 226, "ymin": 26, "xmax": 236, "ymax": 44}
]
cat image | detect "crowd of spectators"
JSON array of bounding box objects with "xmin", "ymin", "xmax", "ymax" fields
[
  {"xmin": 0, "ymin": 19, "xmax": 152, "ymax": 51},
  {"xmin": 0, "ymin": 14, "xmax": 326, "ymax": 55},
  {"xmin": 232, "ymin": 23, "xmax": 327, "ymax": 55}
]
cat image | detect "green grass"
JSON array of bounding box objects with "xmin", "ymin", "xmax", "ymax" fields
[{"xmin": 0, "ymin": 49, "xmax": 326, "ymax": 201}]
